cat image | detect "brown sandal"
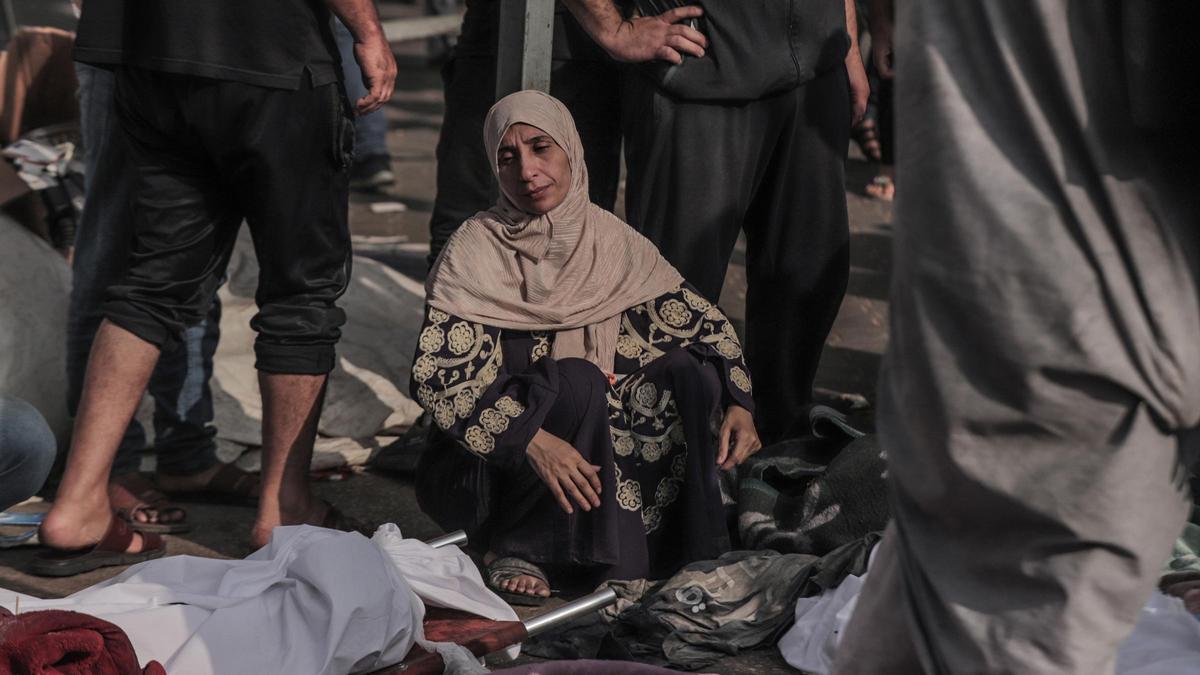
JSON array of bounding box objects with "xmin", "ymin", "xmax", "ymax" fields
[
  {"xmin": 30, "ymin": 516, "xmax": 166, "ymax": 577},
  {"xmin": 109, "ymin": 473, "xmax": 191, "ymax": 534},
  {"xmin": 157, "ymin": 462, "xmax": 261, "ymax": 507}
]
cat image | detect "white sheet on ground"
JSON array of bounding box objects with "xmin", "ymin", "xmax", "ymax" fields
[
  {"xmin": 0, "ymin": 525, "xmax": 504, "ymax": 674},
  {"xmin": 778, "ymin": 550, "xmax": 1200, "ymax": 675}
]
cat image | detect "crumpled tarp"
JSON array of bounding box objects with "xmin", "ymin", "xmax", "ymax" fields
[
  {"xmin": 526, "ymin": 536, "xmax": 878, "ymax": 671},
  {"xmin": 0, "ymin": 215, "xmax": 70, "ymax": 447},
  {"xmin": 133, "ymin": 230, "xmax": 427, "ymax": 472}
]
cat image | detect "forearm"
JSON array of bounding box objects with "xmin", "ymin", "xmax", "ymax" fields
[
  {"xmin": 324, "ymin": 0, "xmax": 385, "ymax": 42},
  {"xmin": 561, "ymin": 0, "xmax": 625, "ymax": 53},
  {"xmin": 844, "ymin": 0, "xmax": 861, "ymax": 58}
]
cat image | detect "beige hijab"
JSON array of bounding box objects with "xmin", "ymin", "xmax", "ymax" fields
[{"xmin": 426, "ymin": 90, "xmax": 683, "ymax": 373}]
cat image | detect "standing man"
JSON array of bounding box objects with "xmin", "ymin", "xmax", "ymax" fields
[
  {"xmin": 35, "ymin": 0, "xmax": 396, "ymax": 574},
  {"xmin": 835, "ymin": 1, "xmax": 1199, "ymax": 673},
  {"xmin": 426, "ymin": 0, "xmax": 707, "ymax": 268},
  {"xmin": 568, "ymin": 0, "xmax": 868, "ymax": 443}
]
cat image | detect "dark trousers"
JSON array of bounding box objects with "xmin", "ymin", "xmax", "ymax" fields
[
  {"xmin": 427, "ymin": 56, "xmax": 622, "ymax": 267},
  {"xmin": 622, "ymin": 67, "xmax": 851, "ymax": 442},
  {"xmin": 107, "ymin": 68, "xmax": 353, "ymax": 375}
]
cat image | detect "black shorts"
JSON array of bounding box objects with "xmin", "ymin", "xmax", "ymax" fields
[{"xmin": 104, "ymin": 67, "xmax": 354, "ymax": 374}]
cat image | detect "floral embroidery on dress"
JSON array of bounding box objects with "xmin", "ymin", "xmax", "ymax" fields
[
  {"xmin": 658, "ymin": 298, "xmax": 694, "ymax": 328},
  {"xmin": 464, "ymin": 425, "xmax": 495, "ymax": 454},
  {"xmin": 447, "ymin": 321, "xmax": 476, "ymax": 355},
  {"xmin": 616, "ymin": 466, "xmax": 642, "ymax": 511},
  {"xmin": 730, "ymin": 366, "xmax": 752, "ymax": 393},
  {"xmin": 494, "ymin": 396, "xmax": 525, "ymax": 417},
  {"xmin": 530, "ymin": 332, "xmax": 551, "ymax": 361}
]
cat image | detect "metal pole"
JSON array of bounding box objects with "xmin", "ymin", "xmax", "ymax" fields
[
  {"xmin": 495, "ymin": 0, "xmax": 554, "ymax": 98},
  {"xmin": 425, "ymin": 530, "xmax": 468, "ymax": 549},
  {"xmin": 522, "ymin": 588, "xmax": 618, "ymax": 637}
]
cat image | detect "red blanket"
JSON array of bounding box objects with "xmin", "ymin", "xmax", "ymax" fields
[{"xmin": 0, "ymin": 608, "xmax": 165, "ymax": 675}]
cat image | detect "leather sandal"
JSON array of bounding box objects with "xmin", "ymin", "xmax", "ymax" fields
[
  {"xmin": 109, "ymin": 473, "xmax": 191, "ymax": 534},
  {"xmin": 30, "ymin": 516, "xmax": 166, "ymax": 577}
]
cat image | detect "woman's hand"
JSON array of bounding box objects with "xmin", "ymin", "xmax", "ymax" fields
[
  {"xmin": 526, "ymin": 429, "xmax": 603, "ymax": 514},
  {"xmin": 716, "ymin": 405, "xmax": 762, "ymax": 470}
]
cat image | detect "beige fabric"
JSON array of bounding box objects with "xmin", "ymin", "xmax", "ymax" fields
[{"xmin": 425, "ymin": 90, "xmax": 683, "ymax": 373}]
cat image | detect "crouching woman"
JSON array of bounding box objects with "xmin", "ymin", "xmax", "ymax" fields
[{"xmin": 412, "ymin": 91, "xmax": 761, "ymax": 604}]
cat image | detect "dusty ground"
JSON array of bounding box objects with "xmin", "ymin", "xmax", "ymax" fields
[{"xmin": 0, "ymin": 3, "xmax": 894, "ymax": 672}]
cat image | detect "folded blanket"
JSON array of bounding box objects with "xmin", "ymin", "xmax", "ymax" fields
[{"xmin": 0, "ymin": 609, "xmax": 165, "ymax": 675}]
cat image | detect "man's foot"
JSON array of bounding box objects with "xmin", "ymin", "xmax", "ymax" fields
[
  {"xmin": 33, "ymin": 511, "xmax": 164, "ymax": 577},
  {"xmin": 39, "ymin": 497, "xmax": 158, "ymax": 556},
  {"xmin": 108, "ymin": 472, "xmax": 190, "ymax": 534},
  {"xmin": 350, "ymin": 154, "xmax": 395, "ymax": 192},
  {"xmin": 485, "ymin": 552, "xmax": 551, "ymax": 606},
  {"xmin": 156, "ymin": 462, "xmax": 261, "ymax": 506},
  {"xmin": 248, "ymin": 499, "xmax": 372, "ymax": 549}
]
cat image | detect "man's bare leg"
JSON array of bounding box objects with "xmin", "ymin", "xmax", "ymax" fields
[
  {"xmin": 40, "ymin": 320, "xmax": 160, "ymax": 552},
  {"xmin": 249, "ymin": 372, "xmax": 330, "ymax": 548}
]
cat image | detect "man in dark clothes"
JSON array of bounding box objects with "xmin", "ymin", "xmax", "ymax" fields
[
  {"xmin": 35, "ymin": 0, "xmax": 396, "ymax": 572},
  {"xmin": 426, "ymin": 0, "xmax": 708, "ymax": 267},
  {"xmin": 566, "ymin": 0, "xmax": 868, "ymax": 443}
]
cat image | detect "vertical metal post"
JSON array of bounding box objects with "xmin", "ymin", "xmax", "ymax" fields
[{"xmin": 495, "ymin": 0, "xmax": 554, "ymax": 99}]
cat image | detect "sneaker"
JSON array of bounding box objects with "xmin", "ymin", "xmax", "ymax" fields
[{"xmin": 350, "ymin": 154, "xmax": 395, "ymax": 191}]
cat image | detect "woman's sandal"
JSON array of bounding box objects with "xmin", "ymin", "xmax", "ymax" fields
[
  {"xmin": 851, "ymin": 118, "xmax": 883, "ymax": 163},
  {"xmin": 109, "ymin": 473, "xmax": 191, "ymax": 534},
  {"xmin": 486, "ymin": 556, "xmax": 552, "ymax": 607}
]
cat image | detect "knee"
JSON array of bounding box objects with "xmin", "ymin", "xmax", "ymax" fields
[
  {"xmin": 555, "ymin": 358, "xmax": 610, "ymax": 410},
  {"xmin": 0, "ymin": 398, "xmax": 56, "ymax": 503},
  {"xmin": 658, "ymin": 349, "xmax": 708, "ymax": 384}
]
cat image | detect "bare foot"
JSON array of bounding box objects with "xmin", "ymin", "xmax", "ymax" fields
[
  {"xmin": 249, "ymin": 498, "xmax": 331, "ymax": 550},
  {"xmin": 865, "ymin": 174, "xmax": 895, "ymax": 201},
  {"xmin": 484, "ymin": 551, "xmax": 550, "ymax": 598},
  {"xmin": 40, "ymin": 497, "xmax": 153, "ymax": 553}
]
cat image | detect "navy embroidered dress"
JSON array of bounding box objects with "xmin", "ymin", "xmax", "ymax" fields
[{"xmin": 411, "ymin": 284, "xmax": 754, "ymax": 580}]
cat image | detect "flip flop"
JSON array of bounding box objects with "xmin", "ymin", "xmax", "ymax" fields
[
  {"xmin": 29, "ymin": 516, "xmax": 166, "ymax": 577},
  {"xmin": 486, "ymin": 556, "xmax": 552, "ymax": 607},
  {"xmin": 157, "ymin": 462, "xmax": 261, "ymax": 507},
  {"xmin": 109, "ymin": 473, "xmax": 191, "ymax": 534}
]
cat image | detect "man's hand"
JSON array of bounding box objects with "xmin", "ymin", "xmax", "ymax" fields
[
  {"xmin": 352, "ymin": 34, "xmax": 397, "ymax": 115},
  {"xmin": 562, "ymin": 1, "xmax": 706, "ymax": 65},
  {"xmin": 716, "ymin": 405, "xmax": 762, "ymax": 471},
  {"xmin": 325, "ymin": 0, "xmax": 397, "ymax": 114},
  {"xmin": 526, "ymin": 429, "xmax": 603, "ymax": 514},
  {"xmin": 604, "ymin": 7, "xmax": 707, "ymax": 64}
]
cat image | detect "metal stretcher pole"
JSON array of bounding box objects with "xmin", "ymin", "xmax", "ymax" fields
[
  {"xmin": 425, "ymin": 530, "xmax": 468, "ymax": 549},
  {"xmin": 522, "ymin": 588, "xmax": 618, "ymax": 638}
]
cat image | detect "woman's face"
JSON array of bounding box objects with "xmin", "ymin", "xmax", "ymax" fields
[{"xmin": 496, "ymin": 123, "xmax": 571, "ymax": 215}]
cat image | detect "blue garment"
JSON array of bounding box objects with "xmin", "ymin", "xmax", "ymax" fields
[
  {"xmin": 70, "ymin": 63, "xmax": 219, "ymax": 477},
  {"xmin": 0, "ymin": 397, "xmax": 55, "ymax": 511},
  {"xmin": 333, "ymin": 19, "xmax": 390, "ymax": 159}
]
